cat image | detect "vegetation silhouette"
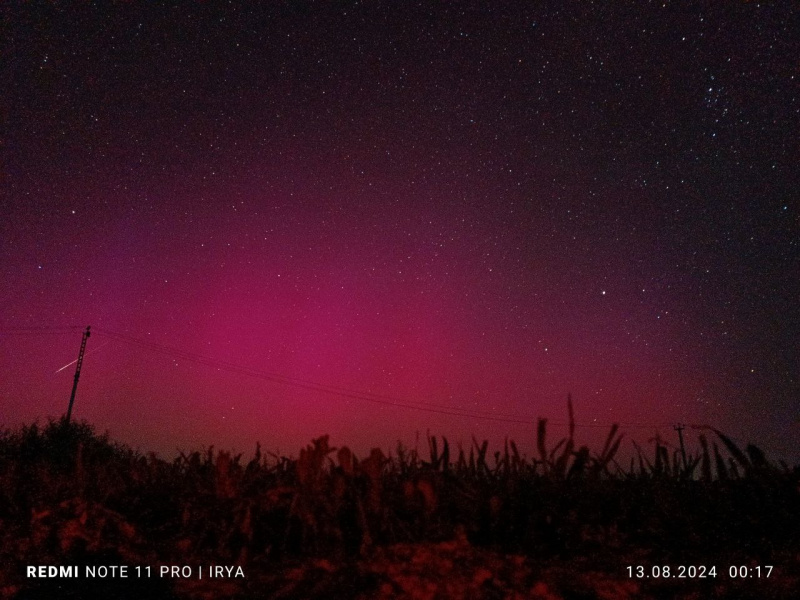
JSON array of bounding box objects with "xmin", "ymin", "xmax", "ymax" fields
[{"xmin": 1, "ymin": 406, "xmax": 798, "ymax": 598}]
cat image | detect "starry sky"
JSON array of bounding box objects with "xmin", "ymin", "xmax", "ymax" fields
[{"xmin": 3, "ymin": 2, "xmax": 798, "ymax": 462}]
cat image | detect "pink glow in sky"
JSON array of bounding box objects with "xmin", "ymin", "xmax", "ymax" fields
[{"xmin": 3, "ymin": 2, "xmax": 797, "ymax": 463}]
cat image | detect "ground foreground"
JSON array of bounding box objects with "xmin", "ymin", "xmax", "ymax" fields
[
  {"xmin": 2, "ymin": 420, "xmax": 798, "ymax": 598},
  {"xmin": 181, "ymin": 538, "xmax": 798, "ymax": 600}
]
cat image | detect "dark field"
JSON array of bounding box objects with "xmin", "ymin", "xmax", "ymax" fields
[{"xmin": 2, "ymin": 415, "xmax": 798, "ymax": 599}]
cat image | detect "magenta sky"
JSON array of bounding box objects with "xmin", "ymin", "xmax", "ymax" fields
[{"xmin": 3, "ymin": 2, "xmax": 798, "ymax": 462}]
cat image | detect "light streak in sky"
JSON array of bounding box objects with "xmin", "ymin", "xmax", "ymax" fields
[{"xmin": 54, "ymin": 341, "xmax": 110, "ymax": 374}]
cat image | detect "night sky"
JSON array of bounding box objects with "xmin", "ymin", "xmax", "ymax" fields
[{"xmin": 3, "ymin": 2, "xmax": 798, "ymax": 462}]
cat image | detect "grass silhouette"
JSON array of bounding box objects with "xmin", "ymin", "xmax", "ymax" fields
[{"xmin": 1, "ymin": 410, "xmax": 798, "ymax": 598}]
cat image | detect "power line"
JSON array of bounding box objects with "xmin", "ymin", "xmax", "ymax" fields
[
  {"xmin": 0, "ymin": 323, "xmax": 675, "ymax": 430},
  {"xmin": 94, "ymin": 328, "xmax": 543, "ymax": 425},
  {"xmin": 92, "ymin": 327, "xmax": 672, "ymax": 430},
  {"xmin": 0, "ymin": 325, "xmax": 85, "ymax": 335}
]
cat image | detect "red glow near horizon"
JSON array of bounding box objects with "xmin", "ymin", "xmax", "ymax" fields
[
  {"xmin": 0, "ymin": 188, "xmax": 786, "ymax": 461},
  {"xmin": 3, "ymin": 2, "xmax": 797, "ymax": 464}
]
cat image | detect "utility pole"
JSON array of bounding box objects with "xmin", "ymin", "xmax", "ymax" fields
[
  {"xmin": 673, "ymin": 423, "xmax": 687, "ymax": 471},
  {"xmin": 65, "ymin": 326, "xmax": 91, "ymax": 424}
]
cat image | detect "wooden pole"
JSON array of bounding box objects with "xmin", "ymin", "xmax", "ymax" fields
[{"xmin": 65, "ymin": 326, "xmax": 91, "ymax": 424}]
